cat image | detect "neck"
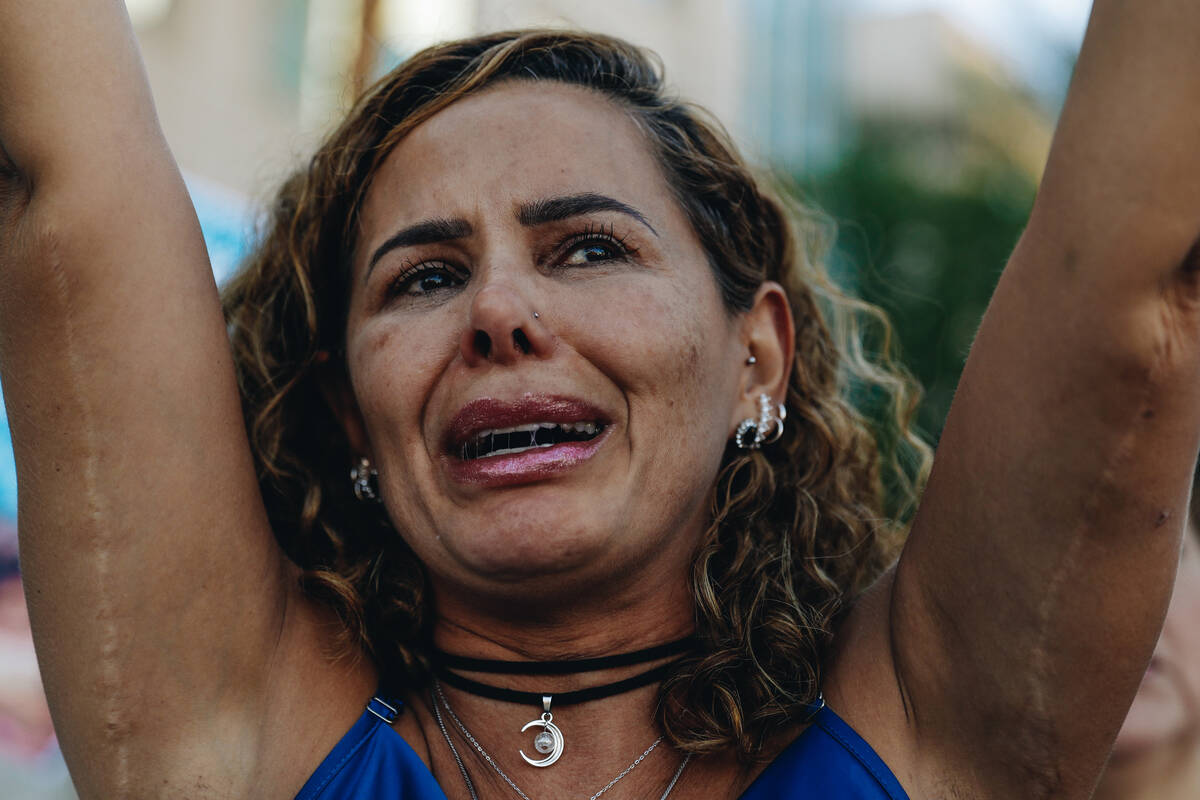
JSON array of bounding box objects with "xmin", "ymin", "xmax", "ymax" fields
[
  {"xmin": 411, "ymin": 569, "xmax": 768, "ymax": 799},
  {"xmin": 427, "ymin": 583, "xmax": 696, "ymax": 788},
  {"xmin": 429, "ymin": 556, "xmax": 697, "ymax": 662}
]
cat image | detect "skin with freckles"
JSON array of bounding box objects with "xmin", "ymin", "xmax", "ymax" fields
[
  {"xmin": 339, "ymin": 81, "xmax": 766, "ymax": 616},
  {"xmin": 328, "ymin": 80, "xmax": 796, "ymax": 798}
]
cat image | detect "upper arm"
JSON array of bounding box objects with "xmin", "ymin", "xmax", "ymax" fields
[
  {"xmin": 829, "ymin": 1, "xmax": 1200, "ymax": 795},
  {"xmin": 0, "ymin": 4, "xmax": 365, "ymax": 795},
  {"xmin": 891, "ymin": 235, "xmax": 1200, "ymax": 794}
]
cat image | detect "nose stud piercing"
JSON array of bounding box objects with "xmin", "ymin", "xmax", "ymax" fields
[{"xmin": 532, "ymin": 311, "xmax": 540, "ymax": 319}]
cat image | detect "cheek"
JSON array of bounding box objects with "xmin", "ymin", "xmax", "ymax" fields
[
  {"xmin": 347, "ymin": 320, "xmax": 444, "ymax": 452},
  {"xmin": 559, "ymin": 270, "xmax": 737, "ymax": 433},
  {"xmin": 600, "ymin": 277, "xmax": 705, "ymax": 349}
]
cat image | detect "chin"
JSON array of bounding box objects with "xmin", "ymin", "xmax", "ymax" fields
[
  {"xmin": 463, "ymin": 534, "xmax": 597, "ymax": 582},
  {"xmin": 438, "ymin": 511, "xmax": 618, "ymax": 587}
]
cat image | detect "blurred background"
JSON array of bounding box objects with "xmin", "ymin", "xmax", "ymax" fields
[{"xmin": 1, "ymin": 0, "xmax": 1089, "ymax": 796}]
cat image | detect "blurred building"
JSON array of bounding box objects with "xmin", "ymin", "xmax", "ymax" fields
[
  {"xmin": 743, "ymin": 0, "xmax": 844, "ymax": 174},
  {"xmin": 131, "ymin": 0, "xmax": 759, "ymax": 196},
  {"xmin": 132, "ymin": 0, "xmax": 312, "ymax": 199},
  {"xmin": 127, "ymin": 0, "xmax": 1053, "ymax": 200},
  {"xmin": 842, "ymin": 10, "xmax": 1054, "ymax": 188}
]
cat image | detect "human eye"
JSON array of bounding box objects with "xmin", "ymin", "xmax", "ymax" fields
[
  {"xmin": 557, "ymin": 222, "xmax": 638, "ymax": 268},
  {"xmin": 388, "ymin": 261, "xmax": 468, "ymax": 298}
]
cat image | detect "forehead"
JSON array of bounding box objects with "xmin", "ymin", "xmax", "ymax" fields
[{"xmin": 357, "ymin": 81, "xmax": 677, "ymax": 245}]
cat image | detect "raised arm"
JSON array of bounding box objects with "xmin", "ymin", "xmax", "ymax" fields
[
  {"xmin": 0, "ymin": 3, "xmax": 367, "ymax": 796},
  {"xmin": 829, "ymin": 1, "xmax": 1200, "ymax": 796}
]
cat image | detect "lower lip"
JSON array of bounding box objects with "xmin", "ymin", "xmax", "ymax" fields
[{"xmin": 445, "ymin": 430, "xmax": 610, "ymax": 488}]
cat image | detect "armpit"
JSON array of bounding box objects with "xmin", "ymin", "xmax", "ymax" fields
[
  {"xmin": 1159, "ymin": 235, "xmax": 1200, "ymax": 367},
  {"xmin": 0, "ymin": 139, "xmax": 31, "ymax": 223},
  {"xmin": 1183, "ymin": 233, "xmax": 1200, "ymax": 274}
]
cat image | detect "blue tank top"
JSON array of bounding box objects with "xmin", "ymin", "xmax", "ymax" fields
[{"xmin": 295, "ymin": 696, "xmax": 909, "ymax": 799}]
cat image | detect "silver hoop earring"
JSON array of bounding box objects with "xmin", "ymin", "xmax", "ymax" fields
[
  {"xmin": 351, "ymin": 456, "xmax": 380, "ymax": 502},
  {"xmin": 735, "ymin": 393, "xmax": 787, "ymax": 450}
]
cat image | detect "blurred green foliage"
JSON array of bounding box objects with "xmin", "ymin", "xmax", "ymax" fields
[{"xmin": 800, "ymin": 124, "xmax": 1039, "ymax": 443}]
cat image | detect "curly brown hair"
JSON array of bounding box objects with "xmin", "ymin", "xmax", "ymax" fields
[{"xmin": 220, "ymin": 29, "xmax": 930, "ymax": 758}]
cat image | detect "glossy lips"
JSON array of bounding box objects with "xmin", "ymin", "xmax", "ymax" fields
[{"xmin": 444, "ymin": 396, "xmax": 610, "ymax": 487}]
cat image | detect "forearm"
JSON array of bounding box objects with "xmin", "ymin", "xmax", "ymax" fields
[{"xmin": 1031, "ymin": 0, "xmax": 1200, "ymax": 285}]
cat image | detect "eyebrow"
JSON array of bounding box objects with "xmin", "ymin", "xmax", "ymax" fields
[
  {"xmin": 518, "ymin": 192, "xmax": 658, "ymax": 236},
  {"xmin": 366, "ymin": 217, "xmax": 473, "ymax": 279},
  {"xmin": 364, "ymin": 193, "xmax": 658, "ymax": 282}
]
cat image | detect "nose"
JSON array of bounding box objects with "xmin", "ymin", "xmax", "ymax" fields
[{"xmin": 460, "ymin": 283, "xmax": 555, "ymax": 367}]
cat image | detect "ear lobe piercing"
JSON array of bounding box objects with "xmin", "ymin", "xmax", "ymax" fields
[
  {"xmin": 351, "ymin": 456, "xmax": 381, "ymax": 502},
  {"xmin": 745, "ymin": 355, "xmax": 757, "ymax": 365},
  {"xmin": 735, "ymin": 393, "xmax": 787, "ymax": 450}
]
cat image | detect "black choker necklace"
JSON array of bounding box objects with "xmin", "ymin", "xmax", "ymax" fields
[
  {"xmin": 431, "ymin": 635, "xmax": 697, "ymax": 675},
  {"xmin": 434, "ymin": 658, "xmax": 679, "ymax": 707},
  {"xmin": 430, "ymin": 635, "xmax": 697, "ymax": 769}
]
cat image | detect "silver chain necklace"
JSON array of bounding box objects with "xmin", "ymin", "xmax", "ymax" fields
[{"xmin": 432, "ymin": 681, "xmax": 691, "ymax": 800}]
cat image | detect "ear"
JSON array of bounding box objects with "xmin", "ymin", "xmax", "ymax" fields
[
  {"xmin": 731, "ymin": 281, "xmax": 795, "ymax": 430},
  {"xmin": 317, "ymin": 357, "xmax": 372, "ymax": 459}
]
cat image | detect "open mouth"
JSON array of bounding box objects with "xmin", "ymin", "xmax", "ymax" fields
[{"xmin": 459, "ymin": 421, "xmax": 605, "ymax": 460}]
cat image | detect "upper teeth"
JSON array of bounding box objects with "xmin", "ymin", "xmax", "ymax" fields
[
  {"xmin": 471, "ymin": 421, "xmax": 598, "ymax": 441},
  {"xmin": 459, "ymin": 421, "xmax": 602, "ymax": 460}
]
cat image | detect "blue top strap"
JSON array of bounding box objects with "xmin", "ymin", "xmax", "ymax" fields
[
  {"xmin": 740, "ymin": 704, "xmax": 909, "ymax": 799},
  {"xmin": 294, "ymin": 696, "xmax": 448, "ymax": 800},
  {"xmin": 297, "ymin": 694, "xmax": 909, "ymax": 799}
]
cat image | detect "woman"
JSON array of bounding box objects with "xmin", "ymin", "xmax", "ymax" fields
[
  {"xmin": 0, "ymin": 1, "xmax": 1198, "ymax": 798},
  {"xmin": 1095, "ymin": 487, "xmax": 1200, "ymax": 799}
]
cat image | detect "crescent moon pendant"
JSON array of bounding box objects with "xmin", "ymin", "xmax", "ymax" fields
[{"xmin": 519, "ymin": 718, "xmax": 564, "ymax": 767}]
